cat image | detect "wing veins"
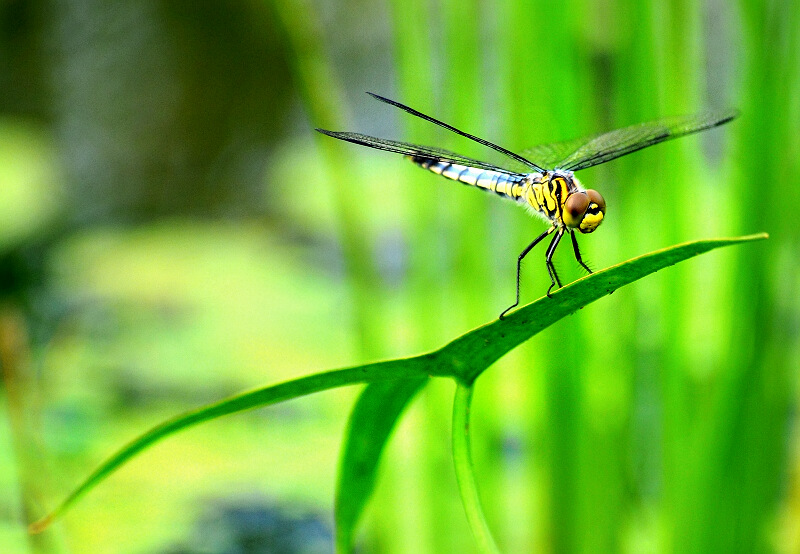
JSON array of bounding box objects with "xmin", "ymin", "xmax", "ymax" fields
[
  {"xmin": 556, "ymin": 109, "xmax": 739, "ymax": 172},
  {"xmin": 315, "ymin": 129, "xmax": 521, "ymax": 174},
  {"xmin": 367, "ymin": 92, "xmax": 545, "ymax": 173}
]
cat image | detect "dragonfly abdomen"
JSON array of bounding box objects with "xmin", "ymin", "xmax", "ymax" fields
[{"xmin": 409, "ymin": 156, "xmax": 525, "ymax": 202}]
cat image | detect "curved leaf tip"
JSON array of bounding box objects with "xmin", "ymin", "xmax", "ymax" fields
[{"xmin": 443, "ymin": 232, "xmax": 769, "ymax": 383}]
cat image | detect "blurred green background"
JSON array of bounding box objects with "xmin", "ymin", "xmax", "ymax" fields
[{"xmin": 1, "ymin": 0, "xmax": 798, "ymax": 552}]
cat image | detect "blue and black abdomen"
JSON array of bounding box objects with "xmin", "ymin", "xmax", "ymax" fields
[{"xmin": 409, "ymin": 156, "xmax": 526, "ymax": 203}]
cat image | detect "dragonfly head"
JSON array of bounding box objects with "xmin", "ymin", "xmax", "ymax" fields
[{"xmin": 563, "ymin": 189, "xmax": 606, "ymax": 233}]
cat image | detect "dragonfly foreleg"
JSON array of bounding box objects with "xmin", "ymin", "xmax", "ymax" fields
[
  {"xmin": 545, "ymin": 229, "xmax": 565, "ymax": 297},
  {"xmin": 570, "ymin": 230, "xmax": 592, "ymax": 274},
  {"xmin": 499, "ymin": 226, "xmax": 555, "ymax": 320}
]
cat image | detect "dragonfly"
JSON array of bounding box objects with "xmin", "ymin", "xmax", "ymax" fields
[{"xmin": 317, "ymin": 93, "xmax": 739, "ymax": 319}]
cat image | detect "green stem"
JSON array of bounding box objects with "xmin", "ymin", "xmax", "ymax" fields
[{"xmin": 452, "ymin": 381, "xmax": 501, "ymax": 554}]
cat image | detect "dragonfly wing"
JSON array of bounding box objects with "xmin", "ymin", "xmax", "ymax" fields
[
  {"xmin": 515, "ymin": 136, "xmax": 595, "ymax": 171},
  {"xmin": 366, "ymin": 93, "xmax": 546, "ymax": 173},
  {"xmin": 316, "ymin": 129, "xmax": 522, "ymax": 174},
  {"xmin": 555, "ymin": 108, "xmax": 740, "ymax": 172}
]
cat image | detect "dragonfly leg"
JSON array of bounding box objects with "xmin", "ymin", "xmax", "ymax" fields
[
  {"xmin": 570, "ymin": 230, "xmax": 592, "ymax": 274},
  {"xmin": 545, "ymin": 229, "xmax": 565, "ymax": 297},
  {"xmin": 499, "ymin": 226, "xmax": 555, "ymax": 320}
]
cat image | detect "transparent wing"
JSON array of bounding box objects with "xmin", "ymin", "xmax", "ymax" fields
[
  {"xmin": 316, "ymin": 129, "xmax": 523, "ymax": 174},
  {"xmin": 478, "ymin": 136, "xmax": 589, "ymax": 173},
  {"xmin": 553, "ymin": 109, "xmax": 739, "ymax": 172},
  {"xmin": 517, "ymin": 136, "xmax": 595, "ymax": 170},
  {"xmin": 366, "ymin": 93, "xmax": 546, "ymax": 173}
]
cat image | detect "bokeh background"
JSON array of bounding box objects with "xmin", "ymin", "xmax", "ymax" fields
[{"xmin": 1, "ymin": 0, "xmax": 798, "ymax": 552}]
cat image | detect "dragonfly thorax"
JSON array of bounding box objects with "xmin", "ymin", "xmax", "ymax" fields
[{"xmin": 522, "ymin": 171, "xmax": 606, "ymax": 233}]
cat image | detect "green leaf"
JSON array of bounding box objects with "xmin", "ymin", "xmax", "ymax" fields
[
  {"xmin": 322, "ymin": 233, "xmax": 768, "ymax": 550},
  {"xmin": 335, "ymin": 378, "xmax": 427, "ymax": 552},
  {"xmin": 452, "ymin": 382, "xmax": 500, "ymax": 554},
  {"xmin": 437, "ymin": 233, "xmax": 768, "ymax": 384},
  {"xmin": 30, "ymin": 233, "xmax": 766, "ymax": 534},
  {"xmin": 29, "ymin": 358, "xmax": 432, "ymax": 533}
]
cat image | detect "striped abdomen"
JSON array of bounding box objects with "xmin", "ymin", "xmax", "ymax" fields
[
  {"xmin": 409, "ymin": 156, "xmax": 574, "ymax": 225},
  {"xmin": 409, "ymin": 156, "xmax": 527, "ymax": 202}
]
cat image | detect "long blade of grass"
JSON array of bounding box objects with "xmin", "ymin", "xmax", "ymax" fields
[
  {"xmin": 29, "ymin": 358, "xmax": 433, "ymax": 533},
  {"xmin": 440, "ymin": 233, "xmax": 768, "ymax": 384},
  {"xmin": 321, "ymin": 233, "xmax": 768, "ymax": 547},
  {"xmin": 335, "ymin": 378, "xmax": 428, "ymax": 552},
  {"xmin": 452, "ymin": 382, "xmax": 500, "ymax": 554},
  {"xmin": 31, "ymin": 233, "xmax": 765, "ymax": 534}
]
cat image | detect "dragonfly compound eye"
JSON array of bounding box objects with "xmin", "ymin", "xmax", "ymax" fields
[
  {"xmin": 563, "ymin": 192, "xmax": 590, "ymax": 228},
  {"xmin": 578, "ymin": 189, "xmax": 606, "ymax": 233}
]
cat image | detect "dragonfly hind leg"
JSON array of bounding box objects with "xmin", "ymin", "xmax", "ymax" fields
[
  {"xmin": 499, "ymin": 226, "xmax": 555, "ymax": 320},
  {"xmin": 570, "ymin": 230, "xmax": 592, "ymax": 274},
  {"xmin": 545, "ymin": 229, "xmax": 565, "ymax": 297}
]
